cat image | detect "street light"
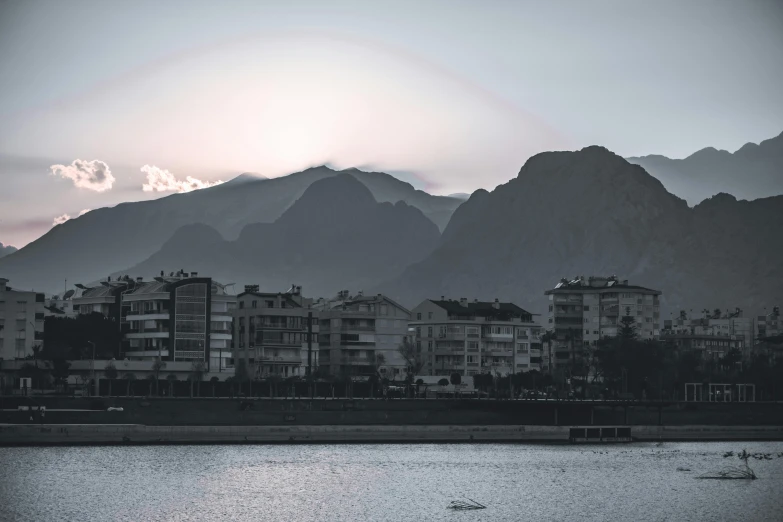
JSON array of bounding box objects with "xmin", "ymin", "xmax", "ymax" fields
[{"xmin": 87, "ymin": 341, "xmax": 96, "ymax": 396}]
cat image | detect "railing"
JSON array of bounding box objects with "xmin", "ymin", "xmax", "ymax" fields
[{"xmin": 340, "ymin": 325, "xmax": 375, "ymax": 332}]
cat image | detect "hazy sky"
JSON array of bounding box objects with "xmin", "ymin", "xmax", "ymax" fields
[{"xmin": 1, "ymin": 0, "xmax": 782, "ymax": 247}]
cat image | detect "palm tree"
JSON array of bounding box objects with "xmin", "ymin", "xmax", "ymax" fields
[
  {"xmin": 123, "ymin": 373, "xmax": 136, "ymax": 396},
  {"xmin": 190, "ymin": 361, "xmax": 206, "ymax": 397},
  {"xmin": 104, "ymin": 362, "xmax": 118, "ymax": 397},
  {"xmin": 210, "ymin": 376, "xmax": 219, "ymax": 397},
  {"xmin": 166, "ymin": 374, "xmax": 178, "ymax": 397},
  {"xmin": 151, "ymin": 358, "xmax": 166, "ymax": 396}
]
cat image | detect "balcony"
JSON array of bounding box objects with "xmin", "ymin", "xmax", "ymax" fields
[
  {"xmin": 482, "ymin": 332, "xmax": 514, "ymax": 341},
  {"xmin": 257, "ymin": 355, "xmax": 303, "ymax": 365},
  {"xmin": 256, "ymin": 338, "xmax": 303, "ymax": 347},
  {"xmin": 340, "ymin": 356, "xmax": 376, "ymax": 365},
  {"xmin": 125, "ymin": 330, "xmax": 170, "ymax": 339},
  {"xmin": 340, "ymin": 325, "xmax": 375, "ymax": 332}
]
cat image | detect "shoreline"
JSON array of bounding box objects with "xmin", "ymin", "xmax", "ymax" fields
[{"xmin": 2, "ymin": 424, "xmax": 782, "ymax": 446}]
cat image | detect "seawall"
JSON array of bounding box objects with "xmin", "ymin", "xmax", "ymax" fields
[
  {"xmin": 2, "ymin": 423, "xmax": 782, "ymax": 446},
  {"xmin": 3, "ymin": 397, "xmax": 783, "ymax": 427}
]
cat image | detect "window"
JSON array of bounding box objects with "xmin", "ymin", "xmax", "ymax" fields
[
  {"xmin": 427, "ymin": 326, "xmax": 433, "ymax": 337},
  {"xmin": 428, "ymin": 312, "xmax": 433, "ymax": 319},
  {"xmin": 16, "ymin": 319, "xmax": 25, "ymax": 331},
  {"xmin": 416, "ymin": 327, "xmax": 421, "ymax": 337},
  {"xmin": 416, "ymin": 341, "xmax": 421, "ymax": 351},
  {"xmin": 251, "ymin": 300, "xmax": 258, "ymax": 309},
  {"xmin": 427, "ymin": 341, "xmax": 432, "ymax": 351},
  {"xmin": 239, "ymin": 301, "xmax": 244, "ymax": 309},
  {"xmin": 416, "ymin": 313, "xmax": 421, "ymax": 320},
  {"xmin": 467, "ymin": 355, "xmax": 476, "ymax": 363},
  {"xmin": 583, "ymin": 306, "xmax": 590, "ymax": 311},
  {"xmin": 549, "ymin": 304, "xmax": 553, "ymax": 311},
  {"xmin": 266, "ymin": 300, "xmax": 274, "ymax": 308}
]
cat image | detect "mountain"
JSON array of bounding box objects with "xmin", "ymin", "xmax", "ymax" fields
[
  {"xmin": 0, "ymin": 242, "xmax": 17, "ymax": 259},
  {"xmin": 378, "ymin": 146, "xmax": 783, "ymax": 317},
  {"xmin": 0, "ymin": 166, "xmax": 462, "ymax": 293},
  {"xmin": 626, "ymin": 131, "xmax": 783, "ymax": 205},
  {"xmin": 120, "ymin": 174, "xmax": 441, "ymax": 296}
]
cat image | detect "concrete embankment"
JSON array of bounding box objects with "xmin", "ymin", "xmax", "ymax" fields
[{"xmin": 2, "ymin": 424, "xmax": 782, "ymax": 446}]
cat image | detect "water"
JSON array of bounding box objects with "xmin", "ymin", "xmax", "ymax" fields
[{"xmin": 1, "ymin": 442, "xmax": 782, "ymax": 521}]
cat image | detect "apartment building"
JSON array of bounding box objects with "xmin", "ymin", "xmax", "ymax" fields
[
  {"xmin": 122, "ymin": 271, "xmax": 235, "ymax": 370},
  {"xmin": 664, "ymin": 308, "xmax": 755, "ymax": 356},
  {"xmin": 316, "ymin": 291, "xmax": 410, "ymax": 378},
  {"xmin": 409, "ymin": 297, "xmax": 542, "ymax": 377},
  {"xmin": 0, "ymin": 278, "xmax": 45, "ymax": 361},
  {"xmin": 72, "ymin": 275, "xmax": 142, "ymax": 322},
  {"xmin": 544, "ymin": 276, "xmax": 661, "ymax": 370},
  {"xmin": 232, "ymin": 285, "xmax": 318, "ymax": 378},
  {"xmin": 755, "ymin": 306, "xmax": 781, "ymax": 341}
]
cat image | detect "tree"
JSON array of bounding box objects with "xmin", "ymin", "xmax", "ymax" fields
[
  {"xmin": 210, "ymin": 376, "xmax": 219, "ymax": 397},
  {"xmin": 713, "ymin": 308, "xmax": 722, "ymax": 320},
  {"xmin": 437, "ymin": 378, "xmax": 449, "ymax": 386},
  {"xmin": 397, "ymin": 338, "xmax": 425, "ymax": 380},
  {"xmin": 51, "ymin": 359, "xmax": 71, "ymax": 393},
  {"xmin": 43, "ymin": 313, "xmax": 121, "ymax": 360},
  {"xmin": 151, "ymin": 358, "xmax": 166, "ymax": 396},
  {"xmin": 104, "ymin": 362, "xmax": 118, "ymax": 397},
  {"xmin": 541, "ymin": 331, "xmax": 556, "ymax": 372},
  {"xmin": 123, "ymin": 373, "xmax": 136, "ymax": 396},
  {"xmin": 166, "ymin": 374, "xmax": 178, "ymax": 397},
  {"xmin": 190, "ymin": 361, "xmax": 206, "ymax": 397}
]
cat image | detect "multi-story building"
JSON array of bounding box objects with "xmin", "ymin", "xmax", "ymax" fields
[
  {"xmin": 72, "ymin": 275, "xmax": 141, "ymax": 322},
  {"xmin": 544, "ymin": 276, "xmax": 661, "ymax": 370},
  {"xmin": 755, "ymin": 306, "xmax": 781, "ymax": 341},
  {"xmin": 122, "ymin": 271, "xmax": 235, "ymax": 370},
  {"xmin": 409, "ymin": 297, "xmax": 542, "ymax": 377},
  {"xmin": 316, "ymin": 291, "xmax": 410, "ymax": 378},
  {"xmin": 664, "ymin": 308, "xmax": 755, "ymax": 357},
  {"xmin": 43, "ymin": 290, "xmax": 79, "ymax": 318},
  {"xmin": 232, "ymin": 285, "xmax": 319, "ymax": 378},
  {"xmin": 0, "ymin": 278, "xmax": 45, "ymax": 361}
]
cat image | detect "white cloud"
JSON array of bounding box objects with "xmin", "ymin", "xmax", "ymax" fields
[
  {"xmin": 50, "ymin": 159, "xmax": 115, "ymax": 192},
  {"xmin": 141, "ymin": 165, "xmax": 224, "ymax": 193},
  {"xmin": 53, "ymin": 214, "xmax": 71, "ymax": 225},
  {"xmin": 79, "ymin": 209, "xmax": 92, "ymax": 216}
]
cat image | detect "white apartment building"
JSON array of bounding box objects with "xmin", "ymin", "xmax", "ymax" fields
[
  {"xmin": 0, "ymin": 278, "xmax": 45, "ymax": 361},
  {"xmin": 544, "ymin": 276, "xmax": 661, "ymax": 370},
  {"xmin": 409, "ymin": 298, "xmax": 542, "ymax": 377},
  {"xmin": 233, "ymin": 285, "xmax": 319, "ymax": 378}
]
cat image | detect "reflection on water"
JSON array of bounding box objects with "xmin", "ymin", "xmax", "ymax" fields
[{"xmin": 1, "ymin": 442, "xmax": 782, "ymax": 521}]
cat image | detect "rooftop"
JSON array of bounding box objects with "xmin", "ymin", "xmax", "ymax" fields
[
  {"xmin": 429, "ymin": 299, "xmax": 534, "ymax": 321},
  {"xmin": 545, "ymin": 275, "xmax": 660, "ymax": 294}
]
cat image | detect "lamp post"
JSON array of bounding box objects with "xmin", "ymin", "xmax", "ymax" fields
[{"xmin": 87, "ymin": 341, "xmax": 96, "ymax": 396}]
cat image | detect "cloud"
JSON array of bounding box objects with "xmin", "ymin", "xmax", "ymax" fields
[
  {"xmin": 50, "ymin": 159, "xmax": 115, "ymax": 192},
  {"xmin": 0, "ymin": 242, "xmax": 18, "ymax": 259},
  {"xmin": 53, "ymin": 214, "xmax": 71, "ymax": 225},
  {"xmin": 141, "ymin": 165, "xmax": 224, "ymax": 193},
  {"xmin": 79, "ymin": 209, "xmax": 92, "ymax": 216}
]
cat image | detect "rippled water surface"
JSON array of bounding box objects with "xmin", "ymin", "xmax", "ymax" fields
[{"xmin": 1, "ymin": 442, "xmax": 782, "ymax": 521}]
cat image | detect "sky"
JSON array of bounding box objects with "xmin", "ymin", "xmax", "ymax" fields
[{"xmin": 1, "ymin": 0, "xmax": 782, "ymax": 248}]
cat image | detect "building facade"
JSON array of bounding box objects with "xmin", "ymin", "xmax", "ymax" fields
[
  {"xmin": 664, "ymin": 308, "xmax": 755, "ymax": 357},
  {"xmin": 409, "ymin": 298, "xmax": 542, "ymax": 377},
  {"xmin": 317, "ymin": 291, "xmax": 410, "ymax": 378},
  {"xmin": 232, "ymin": 285, "xmax": 319, "ymax": 379},
  {"xmin": 755, "ymin": 306, "xmax": 782, "ymax": 341},
  {"xmin": 544, "ymin": 276, "xmax": 661, "ymax": 370},
  {"xmin": 0, "ymin": 278, "xmax": 45, "ymax": 361},
  {"xmin": 122, "ymin": 271, "xmax": 235, "ymax": 370}
]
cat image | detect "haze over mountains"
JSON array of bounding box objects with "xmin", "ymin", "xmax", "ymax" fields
[
  {"xmin": 121, "ymin": 174, "xmax": 440, "ymax": 296},
  {"xmin": 627, "ymin": 131, "xmax": 783, "ymax": 205},
  {"xmin": 0, "ymin": 166, "xmax": 462, "ymax": 292},
  {"xmin": 1, "ymin": 131, "xmax": 781, "ymax": 318},
  {"xmin": 378, "ymin": 146, "xmax": 783, "ymax": 316},
  {"xmin": 0, "ymin": 242, "xmax": 17, "ymax": 259}
]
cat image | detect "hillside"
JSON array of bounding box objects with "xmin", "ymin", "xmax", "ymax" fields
[
  {"xmin": 378, "ymin": 146, "xmax": 783, "ymax": 316},
  {"xmin": 0, "ymin": 166, "xmax": 461, "ymax": 292},
  {"xmin": 121, "ymin": 174, "xmax": 441, "ymax": 296},
  {"xmin": 627, "ymin": 131, "xmax": 783, "ymax": 205}
]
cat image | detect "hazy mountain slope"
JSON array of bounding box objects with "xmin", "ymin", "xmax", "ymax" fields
[
  {"xmin": 121, "ymin": 174, "xmax": 441, "ymax": 296},
  {"xmin": 0, "ymin": 166, "xmax": 461, "ymax": 292},
  {"xmin": 0, "ymin": 242, "xmax": 17, "ymax": 259},
  {"xmin": 626, "ymin": 131, "xmax": 783, "ymax": 205},
  {"xmin": 378, "ymin": 146, "xmax": 782, "ymax": 317}
]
